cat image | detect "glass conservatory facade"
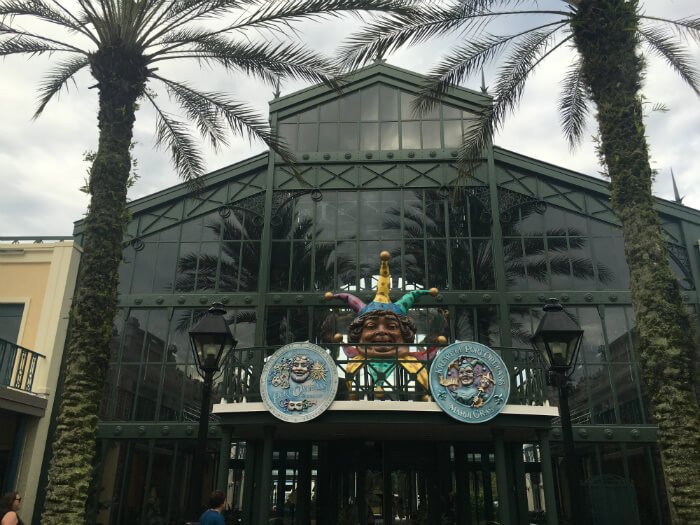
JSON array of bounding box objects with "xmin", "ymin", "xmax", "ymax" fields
[{"xmin": 50, "ymin": 63, "xmax": 700, "ymax": 525}]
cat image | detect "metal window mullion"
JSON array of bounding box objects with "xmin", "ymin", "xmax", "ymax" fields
[
  {"xmin": 597, "ymin": 304, "xmax": 622, "ymax": 424},
  {"xmin": 444, "ymin": 188, "xmax": 454, "ymax": 290}
]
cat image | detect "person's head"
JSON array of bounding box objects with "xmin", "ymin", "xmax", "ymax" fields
[
  {"xmin": 290, "ymin": 354, "xmax": 313, "ymax": 383},
  {"xmin": 348, "ymin": 310, "xmax": 416, "ymax": 357},
  {"xmin": 208, "ymin": 490, "xmax": 226, "ymax": 510},
  {"xmin": 0, "ymin": 492, "xmax": 20, "ymax": 512}
]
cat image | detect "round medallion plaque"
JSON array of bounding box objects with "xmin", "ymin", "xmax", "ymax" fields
[
  {"xmin": 260, "ymin": 342, "xmax": 338, "ymax": 423},
  {"xmin": 429, "ymin": 341, "xmax": 510, "ymax": 423}
]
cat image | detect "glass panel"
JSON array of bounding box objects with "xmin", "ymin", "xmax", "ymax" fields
[
  {"xmin": 426, "ymin": 241, "xmax": 448, "ymax": 289},
  {"xmin": 503, "ymin": 238, "xmax": 527, "ymax": 291},
  {"xmin": 591, "ymin": 237, "xmax": 630, "ymax": 288},
  {"xmin": 339, "ymin": 123, "xmax": 359, "ymax": 150},
  {"xmin": 144, "ymin": 310, "xmax": 169, "ymax": 364},
  {"xmin": 320, "ymin": 100, "xmax": 339, "ymax": 122},
  {"xmin": 359, "ymin": 193, "xmax": 382, "ymax": 239},
  {"xmin": 195, "ymin": 242, "xmax": 219, "ymax": 291},
  {"xmin": 521, "ymin": 237, "xmax": 548, "ymax": 290},
  {"xmin": 336, "ymin": 241, "xmax": 357, "ymax": 290},
  {"xmin": 361, "ymin": 85, "xmax": 379, "ymax": 121},
  {"xmin": 359, "ymin": 241, "xmax": 382, "ymax": 290},
  {"xmin": 337, "ymin": 192, "xmax": 358, "ymax": 239},
  {"xmin": 612, "ymin": 363, "xmax": 644, "ymax": 423},
  {"xmin": 218, "ymin": 241, "xmax": 241, "ymax": 292},
  {"xmin": 455, "ymin": 308, "xmax": 475, "ymax": 340},
  {"xmin": 180, "ymin": 217, "xmax": 202, "ymax": 242},
  {"xmin": 360, "ymin": 122, "xmax": 379, "ymax": 150},
  {"xmin": 266, "ymin": 308, "xmax": 310, "ymax": 345},
  {"xmin": 298, "ymin": 123, "xmax": 318, "ymax": 151},
  {"xmin": 315, "ymin": 192, "xmax": 337, "ymax": 241},
  {"xmin": 314, "ymin": 242, "xmax": 337, "ymax": 291},
  {"xmin": 379, "ymin": 85, "xmax": 398, "ymax": 120},
  {"xmin": 570, "ymin": 239, "xmax": 596, "ymax": 289},
  {"xmin": 298, "ymin": 108, "xmax": 317, "ymax": 123},
  {"xmin": 450, "ymin": 239, "xmax": 472, "ymax": 290},
  {"xmin": 401, "ymin": 121, "xmax": 420, "ymax": 149},
  {"xmin": 279, "ymin": 124, "xmax": 299, "ymax": 151},
  {"xmin": 201, "ymin": 212, "xmax": 220, "ymax": 241},
  {"xmin": 604, "ymin": 307, "xmax": 634, "ymax": 362},
  {"xmin": 0, "ymin": 304, "xmax": 25, "ymax": 344},
  {"xmin": 380, "ymin": 122, "xmax": 399, "ymax": 150},
  {"xmin": 339, "ymin": 92, "xmax": 361, "ymax": 121},
  {"xmin": 318, "ymin": 123, "xmax": 339, "ymax": 151},
  {"xmin": 238, "ymin": 241, "xmax": 260, "ymax": 292},
  {"xmin": 517, "ymin": 207, "xmax": 545, "ymax": 236},
  {"xmin": 270, "ymin": 242, "xmax": 291, "ymax": 291},
  {"xmin": 400, "ymin": 92, "xmax": 417, "ymax": 120},
  {"xmin": 421, "ymin": 121, "xmax": 441, "ymax": 149},
  {"xmin": 113, "ymin": 364, "xmax": 140, "ymax": 420},
  {"xmin": 548, "ymin": 237, "xmax": 571, "ymax": 289},
  {"xmin": 442, "ymin": 104, "xmax": 461, "ymax": 119},
  {"xmin": 290, "ymin": 241, "xmax": 312, "ymax": 291},
  {"xmin": 153, "ymin": 242, "xmax": 178, "ymax": 293},
  {"xmin": 576, "ymin": 306, "xmax": 605, "ymax": 364},
  {"xmin": 158, "ymin": 224, "xmax": 180, "ymax": 242},
  {"xmin": 167, "ymin": 309, "xmax": 195, "ymax": 365},
  {"xmin": 473, "ymin": 240, "xmax": 495, "ymax": 289},
  {"xmin": 477, "ymin": 306, "xmax": 500, "ymax": 346},
  {"xmin": 131, "ymin": 242, "xmax": 157, "ymax": 293},
  {"xmin": 133, "ymin": 363, "xmax": 160, "ymax": 421},
  {"xmin": 443, "ymin": 120, "xmax": 462, "ymax": 148}
]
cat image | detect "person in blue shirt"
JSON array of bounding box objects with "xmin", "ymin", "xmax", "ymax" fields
[{"xmin": 199, "ymin": 490, "xmax": 226, "ymax": 525}]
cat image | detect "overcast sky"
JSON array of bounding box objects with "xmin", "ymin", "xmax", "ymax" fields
[{"xmin": 1, "ymin": 0, "xmax": 698, "ymax": 236}]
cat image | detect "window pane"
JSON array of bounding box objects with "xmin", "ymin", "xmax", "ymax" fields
[
  {"xmin": 278, "ymin": 123, "xmax": 297, "ymax": 150},
  {"xmin": 337, "ymin": 192, "xmax": 358, "ymax": 239},
  {"xmin": 361, "ymin": 85, "xmax": 379, "ymax": 121},
  {"xmin": 298, "ymin": 123, "xmax": 318, "ymax": 151},
  {"xmin": 153, "ymin": 243, "xmax": 178, "ymax": 293},
  {"xmin": 339, "ymin": 92, "xmax": 360, "ymax": 121},
  {"xmin": 401, "ymin": 121, "xmax": 420, "ymax": 149},
  {"xmin": 360, "ymin": 122, "xmax": 379, "ymax": 150},
  {"xmin": 421, "ymin": 121, "xmax": 441, "ymax": 149},
  {"xmin": 195, "ymin": 242, "xmax": 219, "ymax": 291},
  {"xmin": 339, "ymin": 123, "xmax": 359, "ymax": 150},
  {"xmin": 400, "ymin": 92, "xmax": 417, "ymax": 120},
  {"xmin": 443, "ymin": 120, "xmax": 462, "ymax": 148},
  {"xmin": 473, "ymin": 239, "xmax": 495, "ymax": 289},
  {"xmin": 131, "ymin": 242, "xmax": 157, "ymax": 293},
  {"xmin": 318, "ymin": 123, "xmax": 339, "ymax": 151},
  {"xmin": 379, "ymin": 85, "xmax": 398, "ymax": 120},
  {"xmin": 0, "ymin": 304, "xmax": 23, "ymax": 344},
  {"xmin": 320, "ymin": 100, "xmax": 339, "ymax": 122},
  {"xmin": 270, "ymin": 242, "xmax": 291, "ymax": 291},
  {"xmin": 443, "ymin": 104, "xmax": 461, "ymax": 119},
  {"xmin": 298, "ymin": 108, "xmax": 317, "ymax": 123},
  {"xmin": 380, "ymin": 122, "xmax": 399, "ymax": 149}
]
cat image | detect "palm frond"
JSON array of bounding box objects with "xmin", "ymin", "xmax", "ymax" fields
[
  {"xmin": 0, "ymin": 33, "xmax": 77, "ymax": 57},
  {"xmin": 145, "ymin": 90, "xmax": 206, "ymax": 183},
  {"xmin": 641, "ymin": 15, "xmax": 700, "ymax": 45},
  {"xmin": 0, "ymin": 0, "xmax": 96, "ymax": 40},
  {"xmin": 0, "ymin": 22, "xmax": 85, "ymax": 53},
  {"xmin": 155, "ymin": 76, "xmax": 230, "ymax": 150},
  {"xmin": 34, "ymin": 55, "xmax": 90, "ymax": 118},
  {"xmin": 639, "ymin": 24, "xmax": 700, "ymax": 96},
  {"xmin": 414, "ymin": 19, "xmax": 568, "ymax": 115},
  {"xmin": 454, "ymin": 27, "xmax": 571, "ymax": 185},
  {"xmin": 338, "ymin": 3, "xmax": 569, "ymax": 71},
  {"xmin": 557, "ymin": 55, "xmax": 590, "ymax": 149},
  {"xmin": 152, "ymin": 35, "xmax": 337, "ymax": 87}
]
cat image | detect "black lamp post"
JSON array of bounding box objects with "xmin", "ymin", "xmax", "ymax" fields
[
  {"xmin": 531, "ymin": 299, "xmax": 585, "ymax": 525},
  {"xmin": 187, "ymin": 302, "xmax": 237, "ymax": 520}
]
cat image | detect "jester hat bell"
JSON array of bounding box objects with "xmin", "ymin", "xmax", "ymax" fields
[{"xmin": 324, "ymin": 251, "xmax": 438, "ymax": 317}]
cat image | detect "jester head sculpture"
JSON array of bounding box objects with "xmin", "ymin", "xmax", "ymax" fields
[{"xmin": 324, "ymin": 251, "xmax": 439, "ymax": 358}]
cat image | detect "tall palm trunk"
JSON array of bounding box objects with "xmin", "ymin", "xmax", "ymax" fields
[
  {"xmin": 41, "ymin": 47, "xmax": 146, "ymax": 525},
  {"xmin": 572, "ymin": 1, "xmax": 700, "ymax": 523}
]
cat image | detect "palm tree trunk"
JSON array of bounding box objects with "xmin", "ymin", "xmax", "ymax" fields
[
  {"xmin": 572, "ymin": 1, "xmax": 700, "ymax": 523},
  {"xmin": 41, "ymin": 49, "xmax": 144, "ymax": 525}
]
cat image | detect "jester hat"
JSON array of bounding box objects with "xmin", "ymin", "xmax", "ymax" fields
[{"xmin": 324, "ymin": 251, "xmax": 438, "ymax": 317}]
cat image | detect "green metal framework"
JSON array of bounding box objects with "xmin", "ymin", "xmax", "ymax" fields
[{"xmin": 67, "ymin": 63, "xmax": 700, "ymax": 525}]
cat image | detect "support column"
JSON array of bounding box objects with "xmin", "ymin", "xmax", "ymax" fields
[
  {"xmin": 537, "ymin": 430, "xmax": 559, "ymax": 525},
  {"xmin": 511, "ymin": 443, "xmax": 529, "ymax": 525},
  {"xmin": 257, "ymin": 426, "xmax": 274, "ymax": 525},
  {"xmin": 217, "ymin": 428, "xmax": 232, "ymax": 493},
  {"xmin": 242, "ymin": 441, "xmax": 257, "ymax": 525},
  {"xmin": 493, "ymin": 430, "xmax": 511, "ymax": 525}
]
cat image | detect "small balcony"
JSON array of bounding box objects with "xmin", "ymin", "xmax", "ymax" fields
[{"xmin": 0, "ymin": 338, "xmax": 48, "ymax": 417}]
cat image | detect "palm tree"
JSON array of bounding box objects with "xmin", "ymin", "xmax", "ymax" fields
[
  {"xmin": 339, "ymin": 1, "xmax": 700, "ymax": 522},
  {"xmin": 0, "ymin": 1, "xmax": 414, "ymax": 523}
]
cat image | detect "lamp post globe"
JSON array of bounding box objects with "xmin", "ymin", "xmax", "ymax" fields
[{"xmin": 187, "ymin": 302, "xmax": 237, "ymax": 520}]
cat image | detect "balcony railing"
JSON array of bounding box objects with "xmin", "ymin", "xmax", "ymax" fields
[
  {"xmin": 219, "ymin": 343, "xmax": 548, "ymax": 406},
  {"xmin": 0, "ymin": 338, "xmax": 45, "ymax": 393}
]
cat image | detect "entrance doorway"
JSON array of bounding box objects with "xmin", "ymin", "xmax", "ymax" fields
[{"xmin": 253, "ymin": 441, "xmax": 500, "ymax": 525}]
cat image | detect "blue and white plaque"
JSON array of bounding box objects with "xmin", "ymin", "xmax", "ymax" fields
[
  {"xmin": 429, "ymin": 341, "xmax": 510, "ymax": 423},
  {"xmin": 261, "ymin": 342, "xmax": 338, "ymax": 423}
]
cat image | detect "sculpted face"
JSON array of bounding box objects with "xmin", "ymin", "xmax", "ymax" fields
[
  {"xmin": 458, "ymin": 365, "xmax": 474, "ymax": 386},
  {"xmin": 359, "ymin": 315, "xmax": 407, "ymax": 357},
  {"xmin": 290, "ymin": 355, "xmax": 312, "ymax": 383}
]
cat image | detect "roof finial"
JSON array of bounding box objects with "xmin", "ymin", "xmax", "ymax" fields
[
  {"xmin": 671, "ymin": 168, "xmax": 684, "ymax": 204},
  {"xmin": 273, "ymin": 76, "xmax": 282, "ymax": 99},
  {"xmin": 480, "ymin": 69, "xmax": 488, "ymax": 94}
]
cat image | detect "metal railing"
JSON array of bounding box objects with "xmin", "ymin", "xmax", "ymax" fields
[
  {"xmin": 0, "ymin": 236, "xmax": 72, "ymax": 244},
  {"xmin": 0, "ymin": 338, "xmax": 45, "ymax": 393},
  {"xmin": 219, "ymin": 343, "xmax": 548, "ymax": 406}
]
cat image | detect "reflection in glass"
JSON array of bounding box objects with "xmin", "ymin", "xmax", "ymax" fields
[
  {"xmin": 380, "ymin": 122, "xmax": 399, "ymax": 149},
  {"xmin": 421, "ymin": 121, "xmax": 441, "ymax": 149},
  {"xmin": 279, "ymin": 123, "xmax": 298, "ymax": 150},
  {"xmin": 318, "ymin": 123, "xmax": 339, "ymax": 151},
  {"xmin": 379, "ymin": 85, "xmax": 398, "ymax": 120},
  {"xmin": 339, "ymin": 91, "xmax": 361, "ymax": 121},
  {"xmin": 320, "ymin": 100, "xmax": 339, "ymax": 121},
  {"xmin": 361, "ymin": 85, "xmax": 379, "ymax": 121},
  {"xmin": 339, "ymin": 123, "xmax": 359, "ymax": 150},
  {"xmin": 298, "ymin": 123, "xmax": 318, "ymax": 151},
  {"xmin": 360, "ymin": 122, "xmax": 379, "ymax": 150},
  {"xmin": 401, "ymin": 121, "xmax": 420, "ymax": 149}
]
